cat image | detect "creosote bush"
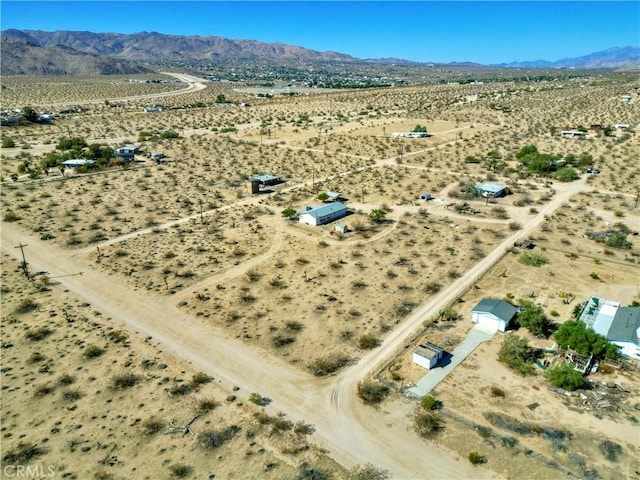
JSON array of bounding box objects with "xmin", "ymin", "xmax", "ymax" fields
[
  {"xmin": 519, "ymin": 251, "xmax": 548, "ymax": 267},
  {"xmin": 111, "ymin": 373, "xmax": 140, "ymax": 390},
  {"xmin": 357, "ymin": 380, "xmax": 390, "ymax": 405},
  {"xmin": 414, "ymin": 411, "xmax": 444, "ymax": 438},
  {"xmin": 199, "ymin": 425, "xmax": 240, "ymax": 449},
  {"xmin": 468, "ymin": 451, "xmax": 487, "ymax": 465},
  {"xmin": 308, "ymin": 354, "xmax": 350, "ymax": 376}
]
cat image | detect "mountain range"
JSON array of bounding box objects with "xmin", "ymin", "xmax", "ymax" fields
[{"xmin": 1, "ymin": 29, "xmax": 638, "ymax": 75}]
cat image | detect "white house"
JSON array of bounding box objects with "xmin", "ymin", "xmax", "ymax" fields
[
  {"xmin": 299, "ymin": 202, "xmax": 348, "ymax": 226},
  {"xmin": 412, "ymin": 342, "xmax": 444, "ymax": 369},
  {"xmin": 62, "ymin": 159, "xmax": 95, "ymax": 168},
  {"xmin": 579, "ymin": 296, "xmax": 640, "ymax": 360},
  {"xmin": 393, "ymin": 132, "xmax": 428, "ymax": 138},
  {"xmin": 476, "ymin": 183, "xmax": 508, "ymax": 198},
  {"xmin": 561, "ymin": 130, "xmax": 586, "ymax": 137},
  {"xmin": 471, "ymin": 298, "xmax": 517, "ymax": 332}
]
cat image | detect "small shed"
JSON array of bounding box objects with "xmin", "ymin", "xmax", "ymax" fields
[
  {"xmin": 247, "ymin": 174, "xmax": 282, "ymax": 186},
  {"xmin": 335, "ymin": 223, "xmax": 348, "ymax": 234},
  {"xmin": 326, "ymin": 191, "xmax": 342, "ymax": 201},
  {"xmin": 420, "ymin": 193, "xmax": 433, "ymax": 201},
  {"xmin": 471, "ymin": 298, "xmax": 517, "ymax": 332},
  {"xmin": 413, "ymin": 342, "xmax": 444, "ymax": 369}
]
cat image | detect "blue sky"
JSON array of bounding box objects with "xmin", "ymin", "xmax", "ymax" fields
[{"xmin": 1, "ymin": 1, "xmax": 638, "ymax": 64}]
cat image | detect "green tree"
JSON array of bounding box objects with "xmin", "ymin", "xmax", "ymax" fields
[
  {"xmin": 553, "ymin": 167, "xmax": 579, "ymax": 182},
  {"xmin": 317, "ymin": 192, "xmax": 329, "ymax": 202},
  {"xmin": 161, "ymin": 130, "xmax": 179, "ymax": 139},
  {"xmin": 497, "ymin": 335, "xmax": 537, "ymax": 375},
  {"xmin": 605, "ymin": 232, "xmax": 632, "ymax": 250},
  {"xmin": 517, "ymin": 300, "xmax": 553, "ymax": 338},
  {"xmin": 214, "ymin": 93, "xmax": 227, "ymax": 104},
  {"xmin": 2, "ymin": 137, "xmax": 15, "ymax": 148},
  {"xmin": 412, "ymin": 124, "xmax": 427, "ymax": 133},
  {"xmin": 546, "ymin": 364, "xmax": 585, "ymax": 391},
  {"xmin": 420, "ymin": 395, "xmax": 442, "ymax": 411},
  {"xmin": 21, "ymin": 106, "xmax": 38, "ymax": 123},
  {"xmin": 516, "ymin": 144, "xmax": 538, "ymax": 160},
  {"xmin": 281, "ymin": 207, "xmax": 298, "ymax": 220},
  {"xmin": 369, "ymin": 209, "xmax": 387, "ymax": 224},
  {"xmin": 553, "ymin": 320, "xmax": 618, "ymax": 359},
  {"xmin": 56, "ymin": 136, "xmax": 87, "ymax": 151}
]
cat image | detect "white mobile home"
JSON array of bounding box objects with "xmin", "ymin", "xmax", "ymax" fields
[{"xmin": 299, "ymin": 202, "xmax": 348, "ymax": 226}]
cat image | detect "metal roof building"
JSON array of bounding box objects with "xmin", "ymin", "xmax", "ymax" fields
[
  {"xmin": 299, "ymin": 202, "xmax": 348, "ymax": 226},
  {"xmin": 579, "ymin": 296, "xmax": 640, "ymax": 360}
]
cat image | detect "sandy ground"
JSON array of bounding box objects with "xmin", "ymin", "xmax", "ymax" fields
[{"xmin": 2, "ymin": 74, "xmax": 639, "ymax": 479}]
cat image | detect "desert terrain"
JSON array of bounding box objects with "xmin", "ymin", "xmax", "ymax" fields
[{"xmin": 1, "ymin": 71, "xmax": 639, "ymax": 479}]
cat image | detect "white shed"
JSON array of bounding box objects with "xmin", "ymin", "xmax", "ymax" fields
[
  {"xmin": 471, "ymin": 298, "xmax": 517, "ymax": 333},
  {"xmin": 412, "ymin": 342, "xmax": 444, "ymax": 369}
]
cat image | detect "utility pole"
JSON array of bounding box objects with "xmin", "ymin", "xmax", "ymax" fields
[
  {"xmin": 199, "ymin": 199, "xmax": 204, "ymax": 225},
  {"xmin": 15, "ymin": 243, "xmax": 30, "ymax": 279},
  {"xmin": 312, "ymin": 169, "xmax": 315, "ymax": 193}
]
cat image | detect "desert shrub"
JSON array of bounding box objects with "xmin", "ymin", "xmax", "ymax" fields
[
  {"xmin": 285, "ymin": 320, "xmax": 304, "ymax": 331},
  {"xmin": 519, "ymin": 251, "xmax": 548, "ymax": 267},
  {"xmin": 34, "ymin": 384, "xmax": 55, "ymax": 397},
  {"xmin": 169, "ymin": 464, "xmax": 193, "ymax": 478},
  {"xmin": 501, "ymin": 436, "xmax": 518, "ymax": 448},
  {"xmin": 16, "ymin": 299, "xmax": 39, "ymax": 315},
  {"xmin": 468, "ymin": 451, "xmax": 487, "ymax": 465},
  {"xmin": 111, "ymin": 373, "xmax": 140, "ymax": 390},
  {"xmin": 546, "ymin": 365, "xmax": 585, "ymax": 391},
  {"xmin": 199, "ymin": 425, "xmax": 240, "ymax": 449},
  {"xmin": 308, "ymin": 354, "xmax": 350, "ymax": 376},
  {"xmin": 272, "ymin": 334, "xmax": 295, "ymax": 348},
  {"xmin": 294, "ymin": 462, "xmax": 328, "ymax": 480},
  {"xmin": 249, "ymin": 392, "xmax": 267, "ymax": 406},
  {"xmin": 497, "ymin": 335, "xmax": 537, "ymax": 375},
  {"xmin": 142, "ymin": 417, "xmax": 164, "ymax": 435},
  {"xmin": 2, "ymin": 136, "xmax": 16, "ymax": 148},
  {"xmin": 191, "ymin": 372, "xmax": 212, "ymax": 385},
  {"xmin": 24, "ymin": 325, "xmax": 52, "ymax": 341},
  {"xmin": 357, "ymin": 380, "xmax": 389, "ymax": 405},
  {"xmin": 420, "ymin": 395, "xmax": 442, "ymax": 411},
  {"xmin": 4, "ymin": 210, "xmax": 20, "ymax": 222},
  {"xmin": 599, "ymin": 440, "xmax": 623, "ymax": 462},
  {"xmin": 293, "ymin": 421, "xmax": 315, "ymax": 436},
  {"xmin": 196, "ymin": 398, "xmax": 220, "ymax": 412},
  {"xmin": 437, "ymin": 307, "xmax": 460, "ymax": 322},
  {"xmin": 83, "ymin": 344, "xmax": 105, "ymax": 359},
  {"xmin": 168, "ymin": 383, "xmax": 194, "ymax": 396},
  {"xmin": 348, "ymin": 463, "xmax": 391, "ymax": 480},
  {"xmin": 489, "ymin": 386, "xmax": 505, "ymax": 398},
  {"xmin": 424, "ymin": 282, "xmax": 442, "ymax": 294},
  {"xmin": 414, "ymin": 411, "xmax": 444, "ymax": 438},
  {"xmin": 2, "ymin": 441, "xmax": 46, "ymax": 464},
  {"xmin": 61, "ymin": 389, "xmax": 84, "ymax": 402},
  {"xmin": 357, "ymin": 334, "xmax": 379, "ymax": 349},
  {"xmin": 483, "ymin": 412, "xmax": 532, "ymax": 435},
  {"xmin": 28, "ymin": 351, "xmax": 45, "ymax": 363},
  {"xmin": 57, "ymin": 374, "xmax": 75, "ymax": 386},
  {"xmin": 245, "ymin": 269, "xmax": 262, "ymax": 281}
]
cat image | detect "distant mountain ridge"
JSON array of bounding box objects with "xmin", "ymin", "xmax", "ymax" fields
[
  {"xmin": 1, "ymin": 29, "xmax": 357, "ymax": 63},
  {"xmin": 0, "ymin": 37, "xmax": 151, "ymax": 75},
  {"xmin": 495, "ymin": 46, "xmax": 640, "ymax": 69},
  {"xmin": 1, "ymin": 29, "xmax": 638, "ymax": 71}
]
